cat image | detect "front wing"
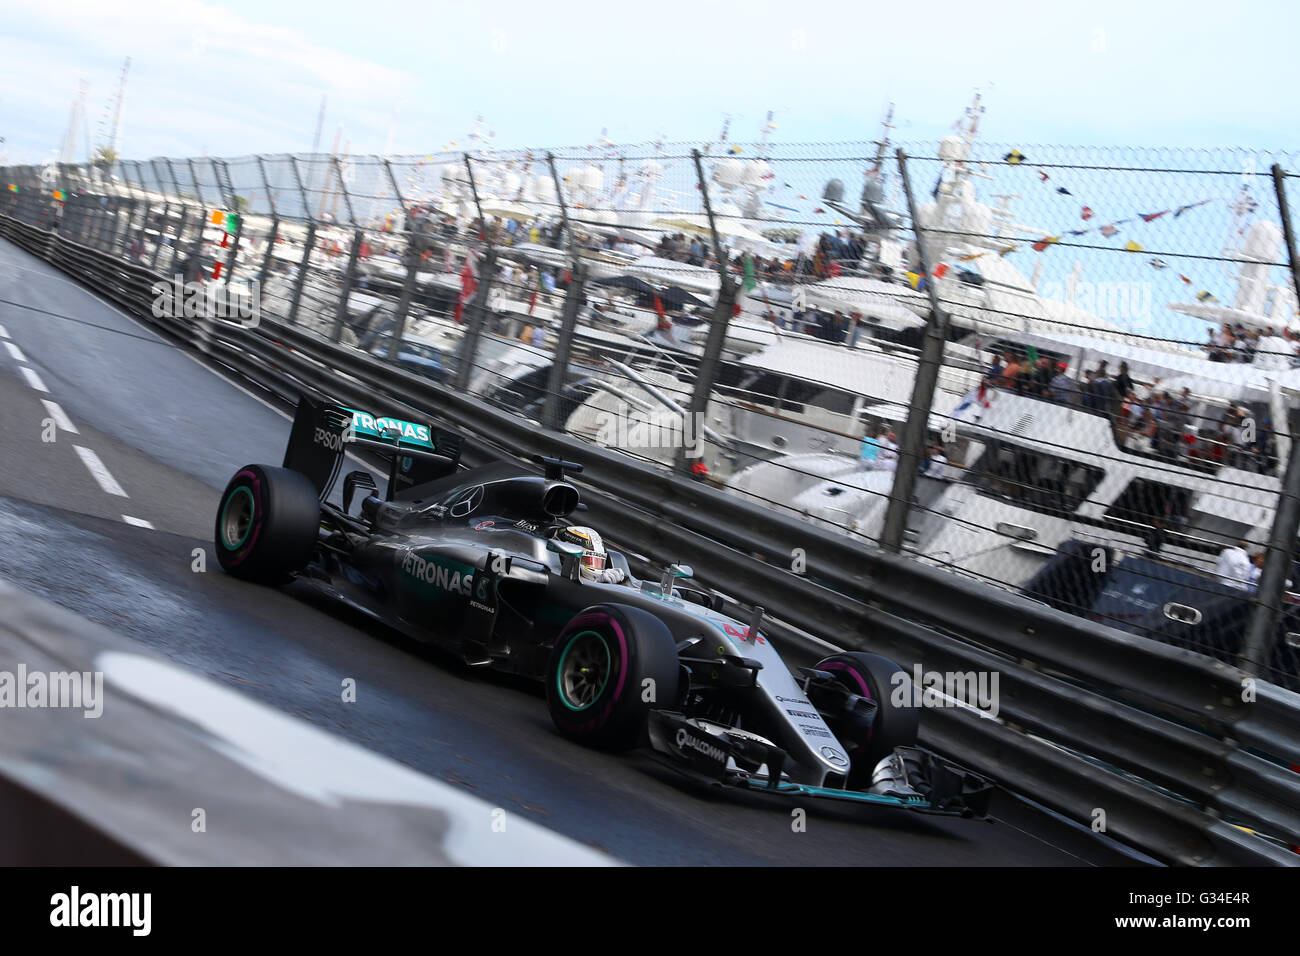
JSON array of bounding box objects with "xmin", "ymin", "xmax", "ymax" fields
[{"xmin": 647, "ymin": 711, "xmax": 994, "ymax": 819}]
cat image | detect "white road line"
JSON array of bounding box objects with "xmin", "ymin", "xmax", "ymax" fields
[
  {"xmin": 5, "ymin": 341, "xmax": 27, "ymax": 362},
  {"xmin": 121, "ymin": 515, "xmax": 154, "ymax": 529},
  {"xmin": 19, "ymin": 366, "xmax": 48, "ymax": 392},
  {"xmin": 15, "ymin": 258, "xmax": 382, "ymax": 480},
  {"xmin": 40, "ymin": 399, "xmax": 79, "ymax": 434},
  {"xmin": 73, "ymin": 445, "xmax": 128, "ymax": 497},
  {"xmin": 0, "ymin": 323, "xmax": 8, "ymax": 338}
]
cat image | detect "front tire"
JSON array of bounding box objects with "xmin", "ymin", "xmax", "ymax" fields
[
  {"xmin": 815, "ymin": 652, "xmax": 919, "ymax": 789},
  {"xmin": 214, "ymin": 464, "xmax": 320, "ymax": 584},
  {"xmin": 546, "ymin": 604, "xmax": 680, "ymax": 751}
]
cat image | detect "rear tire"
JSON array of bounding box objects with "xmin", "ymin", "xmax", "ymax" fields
[
  {"xmin": 546, "ymin": 604, "xmax": 680, "ymax": 751},
  {"xmin": 214, "ymin": 464, "xmax": 320, "ymax": 584},
  {"xmin": 815, "ymin": 652, "xmax": 919, "ymax": 789}
]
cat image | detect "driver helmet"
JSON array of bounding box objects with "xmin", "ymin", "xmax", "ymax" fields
[{"xmin": 557, "ymin": 526, "xmax": 608, "ymax": 580}]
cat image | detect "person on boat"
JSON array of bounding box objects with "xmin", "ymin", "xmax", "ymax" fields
[
  {"xmin": 1049, "ymin": 363, "xmax": 1077, "ymax": 405},
  {"xmin": 878, "ymin": 431, "xmax": 899, "ymax": 472},
  {"xmin": 1215, "ymin": 540, "xmax": 1255, "ymax": 589},
  {"xmin": 1128, "ymin": 407, "xmax": 1157, "ymax": 454},
  {"xmin": 998, "ymin": 352, "xmax": 1021, "ymax": 391},
  {"xmin": 922, "ymin": 443, "xmax": 949, "ymax": 479},
  {"xmin": 1114, "ymin": 362, "xmax": 1134, "ymax": 402},
  {"xmin": 859, "ymin": 425, "xmax": 885, "ymax": 470}
]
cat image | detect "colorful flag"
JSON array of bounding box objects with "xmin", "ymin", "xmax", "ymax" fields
[
  {"xmin": 1038, "ymin": 170, "xmax": 1049, "ymax": 182},
  {"xmin": 1056, "ymin": 187, "xmax": 1072, "ymax": 195},
  {"xmin": 1179, "ymin": 274, "xmax": 1193, "ymax": 285},
  {"xmin": 1149, "ymin": 258, "xmax": 1168, "ymax": 270},
  {"xmin": 1081, "ymin": 206, "xmax": 1094, "ymax": 220},
  {"xmin": 1174, "ymin": 199, "xmax": 1212, "ymax": 217},
  {"xmin": 905, "ymin": 270, "xmax": 923, "ymax": 290},
  {"xmin": 1196, "ymin": 290, "xmax": 1218, "ymax": 303},
  {"xmin": 1031, "ymin": 236, "xmax": 1060, "ymax": 252},
  {"xmin": 1139, "ymin": 210, "xmax": 1169, "ymax": 223},
  {"xmin": 932, "ymin": 262, "xmax": 950, "ymax": 279},
  {"xmin": 1124, "ymin": 240, "xmax": 1144, "ymax": 253},
  {"xmin": 1100, "ymin": 223, "xmax": 1119, "ymax": 238},
  {"xmin": 454, "ymin": 248, "xmax": 480, "ymax": 323},
  {"xmin": 1003, "ymin": 149, "xmax": 1026, "ymax": 165}
]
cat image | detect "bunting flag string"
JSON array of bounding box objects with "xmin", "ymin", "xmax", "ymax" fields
[
  {"xmin": 976, "ymin": 148, "xmax": 1231, "ymax": 308},
  {"xmin": 994, "ymin": 147, "xmax": 1217, "ymax": 252}
]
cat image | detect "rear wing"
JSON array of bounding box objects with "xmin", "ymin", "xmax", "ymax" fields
[{"xmin": 283, "ymin": 392, "xmax": 461, "ymax": 501}]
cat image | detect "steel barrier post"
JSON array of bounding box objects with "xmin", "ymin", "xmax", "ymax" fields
[
  {"xmin": 286, "ymin": 220, "xmax": 317, "ymax": 328},
  {"xmin": 331, "ymin": 228, "xmax": 365, "ymax": 342},
  {"xmin": 881, "ymin": 149, "xmax": 951, "ymax": 553},
  {"xmin": 386, "ymin": 242, "xmax": 425, "ymax": 362},
  {"xmin": 542, "ymin": 263, "xmax": 587, "ymax": 431},
  {"xmin": 450, "ymin": 244, "xmax": 497, "ymax": 385},
  {"xmin": 259, "ymin": 216, "xmax": 280, "ymax": 289},
  {"xmin": 674, "ymin": 149, "xmax": 735, "ymax": 475},
  {"xmin": 1241, "ymin": 165, "xmax": 1300, "ymax": 673}
]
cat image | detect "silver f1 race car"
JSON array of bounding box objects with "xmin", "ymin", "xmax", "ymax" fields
[{"xmin": 213, "ymin": 394, "xmax": 994, "ymax": 819}]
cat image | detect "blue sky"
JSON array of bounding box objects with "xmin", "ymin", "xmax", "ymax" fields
[{"xmin": 0, "ymin": 0, "xmax": 1296, "ymax": 164}]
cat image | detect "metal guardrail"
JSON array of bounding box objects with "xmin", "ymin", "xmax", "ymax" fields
[{"xmin": 3, "ymin": 212, "xmax": 1299, "ymax": 865}]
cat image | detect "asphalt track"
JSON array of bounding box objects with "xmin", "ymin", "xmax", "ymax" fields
[{"xmin": 0, "ymin": 236, "xmax": 1144, "ymax": 865}]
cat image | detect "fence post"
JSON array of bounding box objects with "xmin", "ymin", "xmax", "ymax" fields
[
  {"xmin": 169, "ymin": 206, "xmax": 190, "ymax": 274},
  {"xmin": 450, "ymin": 244, "xmax": 497, "ymax": 386},
  {"xmin": 675, "ymin": 148, "xmax": 735, "ymax": 476},
  {"xmin": 545, "ymin": 151, "xmax": 572, "ymax": 252},
  {"xmin": 152, "ymin": 203, "xmax": 170, "ymax": 270},
  {"xmin": 286, "ymin": 220, "xmax": 317, "ymax": 328},
  {"xmin": 331, "ymin": 227, "xmax": 365, "ymax": 342},
  {"xmin": 880, "ymin": 148, "xmax": 951, "ymax": 554},
  {"xmin": 382, "ymin": 243, "xmax": 421, "ymax": 364},
  {"xmin": 542, "ymin": 263, "xmax": 587, "ymax": 430},
  {"xmin": 259, "ymin": 216, "xmax": 280, "ymax": 289},
  {"xmin": 1240, "ymin": 165, "xmax": 1300, "ymax": 673}
]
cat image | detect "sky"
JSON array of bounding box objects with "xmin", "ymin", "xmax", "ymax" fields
[{"xmin": 0, "ymin": 0, "xmax": 1296, "ymax": 165}]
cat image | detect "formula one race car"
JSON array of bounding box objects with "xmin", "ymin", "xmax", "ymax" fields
[{"xmin": 213, "ymin": 393, "xmax": 993, "ymax": 818}]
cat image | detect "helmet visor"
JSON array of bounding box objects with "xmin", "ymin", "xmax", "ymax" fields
[{"xmin": 581, "ymin": 551, "xmax": 607, "ymax": 572}]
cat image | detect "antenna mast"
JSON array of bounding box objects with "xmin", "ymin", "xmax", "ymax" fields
[{"xmin": 109, "ymin": 57, "xmax": 130, "ymax": 155}]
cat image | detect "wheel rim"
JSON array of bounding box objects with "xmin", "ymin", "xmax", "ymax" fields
[
  {"xmin": 556, "ymin": 630, "xmax": 612, "ymax": 712},
  {"xmin": 220, "ymin": 486, "xmax": 256, "ymax": 551}
]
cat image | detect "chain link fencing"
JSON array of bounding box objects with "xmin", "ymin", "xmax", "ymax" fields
[{"xmin": 3, "ymin": 137, "xmax": 1300, "ymax": 690}]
